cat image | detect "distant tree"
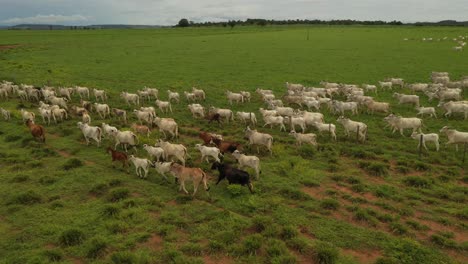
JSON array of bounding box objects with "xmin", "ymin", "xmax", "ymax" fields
[
  {"xmin": 257, "ymin": 19, "xmax": 267, "ymax": 26},
  {"xmin": 228, "ymin": 20, "xmax": 236, "ymax": 29},
  {"xmin": 178, "ymin": 18, "xmax": 190, "ymax": 27},
  {"xmin": 222, "ymin": 22, "xmax": 227, "ymax": 27}
]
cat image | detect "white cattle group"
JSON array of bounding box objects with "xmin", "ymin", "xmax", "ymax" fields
[{"xmin": 1, "ymin": 69, "xmax": 467, "ymax": 198}]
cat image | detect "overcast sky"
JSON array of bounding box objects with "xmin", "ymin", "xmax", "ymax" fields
[{"xmin": 0, "ymin": 0, "xmax": 467, "ymax": 25}]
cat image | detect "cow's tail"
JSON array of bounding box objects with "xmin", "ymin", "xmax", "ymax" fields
[
  {"xmin": 133, "ymin": 133, "xmax": 139, "ymax": 145},
  {"xmin": 202, "ymin": 171, "xmax": 210, "ymax": 191}
]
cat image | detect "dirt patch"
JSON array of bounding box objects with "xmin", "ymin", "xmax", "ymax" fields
[
  {"xmin": 0, "ymin": 44, "xmax": 20, "ymax": 50},
  {"xmin": 203, "ymin": 255, "xmax": 232, "ymax": 264},
  {"xmin": 342, "ymin": 248, "xmax": 381, "ymax": 264},
  {"xmin": 167, "ymin": 199, "xmax": 177, "ymax": 206},
  {"xmin": 56, "ymin": 150, "xmax": 71, "ymax": 158},
  {"xmin": 301, "ymin": 186, "xmax": 325, "ymax": 200},
  {"xmin": 142, "ymin": 233, "xmax": 163, "ymax": 251},
  {"xmin": 84, "ymin": 160, "xmax": 95, "ymax": 165}
]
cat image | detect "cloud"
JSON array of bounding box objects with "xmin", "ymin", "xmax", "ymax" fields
[{"xmin": 2, "ymin": 14, "xmax": 88, "ymax": 25}]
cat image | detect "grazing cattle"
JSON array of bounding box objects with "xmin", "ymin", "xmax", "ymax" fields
[
  {"xmin": 184, "ymin": 91, "xmax": 197, "ymax": 102},
  {"xmin": 121, "ymin": 92, "xmax": 140, "ymax": 106},
  {"xmin": 112, "ymin": 108, "xmax": 127, "ymax": 124},
  {"xmin": 155, "ymin": 140, "xmax": 188, "ymax": 166},
  {"xmin": 236, "ymin": 111, "xmax": 257, "ymax": 126},
  {"xmin": 379, "ymin": 81, "xmax": 392, "ymax": 90},
  {"xmin": 336, "ymin": 116, "xmax": 367, "ymax": 142},
  {"xmin": 77, "ymin": 122, "xmax": 102, "ymax": 146},
  {"xmin": 133, "ymin": 110, "xmax": 153, "ymax": 125},
  {"xmin": 240, "ymin": 91, "xmax": 251, "ymax": 102},
  {"xmin": 75, "ymin": 86, "xmax": 90, "ymax": 99},
  {"xmin": 46, "ymin": 96, "xmax": 68, "ymax": 110},
  {"xmin": 106, "ymin": 147, "xmax": 128, "ymax": 171},
  {"xmin": 311, "ymin": 122, "xmax": 337, "ymax": 141},
  {"xmin": 80, "ymin": 99, "xmax": 93, "ymax": 113},
  {"xmin": 143, "ymin": 87, "xmax": 159, "ymax": 99},
  {"xmin": 209, "ymin": 107, "xmax": 234, "ymax": 123},
  {"xmin": 226, "ymin": 90, "xmax": 244, "ymax": 105},
  {"xmin": 101, "ymin": 123, "xmax": 118, "ymax": 138},
  {"xmin": 20, "ymin": 109, "xmax": 35, "ymax": 122},
  {"xmin": 93, "ymin": 88, "xmax": 107, "ymax": 102},
  {"xmin": 211, "ymin": 162, "xmax": 253, "ymax": 193},
  {"xmin": 387, "ymin": 78, "xmax": 404, "ymax": 88},
  {"xmin": 207, "ymin": 113, "xmax": 222, "ymax": 125},
  {"xmin": 143, "ymin": 144, "xmax": 165, "ymax": 162},
  {"xmin": 439, "ymin": 101, "xmax": 468, "ymax": 120},
  {"xmin": 51, "ymin": 108, "xmax": 68, "ymax": 123},
  {"xmin": 38, "ymin": 108, "xmax": 52, "ymax": 125},
  {"xmin": 244, "ymin": 126, "xmax": 273, "ymax": 155},
  {"xmin": 259, "ymin": 108, "xmax": 277, "ymax": 118},
  {"xmin": 263, "ymin": 115, "xmax": 286, "ymax": 131},
  {"xmin": 363, "ymin": 84, "xmax": 377, "ymax": 93},
  {"xmin": 296, "ymin": 110, "xmax": 324, "ymax": 126},
  {"xmin": 199, "ymin": 131, "xmax": 223, "ymax": 145},
  {"xmin": 0, "ymin": 108, "xmax": 11, "ymax": 120},
  {"xmin": 169, "ymin": 163, "xmax": 210, "ymax": 197},
  {"xmin": 58, "ymin": 87, "xmax": 73, "ymax": 101},
  {"xmin": 131, "ymin": 123, "xmax": 151, "ymax": 137},
  {"xmin": 82, "ymin": 112, "xmax": 91, "ymax": 124},
  {"xmin": 137, "ymin": 90, "xmax": 152, "ymax": 102},
  {"xmin": 411, "ymin": 132, "xmax": 440, "ymax": 151},
  {"xmin": 331, "ymin": 101, "xmax": 358, "ymax": 115},
  {"xmin": 232, "ymin": 150, "xmax": 260, "ymax": 179},
  {"xmin": 436, "ymin": 89, "xmax": 461, "ymax": 102},
  {"xmin": 289, "ymin": 131, "xmax": 317, "ymax": 146},
  {"xmin": 407, "ymin": 83, "xmax": 429, "ymax": 93},
  {"xmin": 153, "ymin": 117, "xmax": 178, "ymax": 139},
  {"xmin": 112, "ymin": 130, "xmax": 138, "ymax": 152},
  {"xmin": 188, "ymin": 104, "xmax": 205, "ymax": 118},
  {"xmin": 364, "ymin": 100, "xmax": 390, "ymax": 114},
  {"xmin": 384, "ymin": 114, "xmax": 423, "ymax": 136},
  {"xmin": 415, "ymin": 106, "xmax": 437, "ymax": 118},
  {"xmin": 284, "ymin": 116, "xmax": 307, "ymax": 133},
  {"xmin": 140, "ymin": 106, "xmax": 157, "ymax": 118},
  {"xmin": 195, "ymin": 144, "xmax": 222, "ymax": 163},
  {"xmin": 211, "ymin": 137, "xmax": 241, "ymax": 154},
  {"xmin": 154, "ymin": 161, "xmax": 172, "ymax": 180},
  {"xmin": 191, "ymin": 87, "xmax": 206, "ymax": 100},
  {"xmin": 94, "ymin": 103, "xmax": 110, "ymax": 119},
  {"xmin": 393, "ymin": 93, "xmax": 420, "ymax": 107},
  {"xmin": 274, "ymin": 106, "xmax": 294, "ymax": 117},
  {"xmin": 303, "ymin": 99, "xmax": 320, "ymax": 111},
  {"xmin": 155, "ymin": 99, "xmax": 172, "ymax": 113},
  {"xmin": 26, "ymin": 119, "xmax": 45, "ymax": 143},
  {"xmin": 167, "ymin": 90, "xmax": 180, "ymax": 103},
  {"xmin": 439, "ymin": 126, "xmax": 468, "ymax": 151},
  {"xmin": 128, "ymin": 155, "xmax": 153, "ymax": 178}
]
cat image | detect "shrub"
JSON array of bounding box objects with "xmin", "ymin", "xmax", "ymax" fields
[
  {"xmin": 346, "ymin": 176, "xmax": 361, "ymax": 184},
  {"xmin": 359, "ymin": 161, "xmax": 389, "ymax": 176},
  {"xmin": 281, "ymin": 225, "xmax": 298, "ymax": 240},
  {"xmin": 278, "ymin": 187, "xmax": 309, "ymax": 200},
  {"xmin": 319, "ymin": 199, "xmax": 340, "ymax": 210},
  {"xmin": 4, "ymin": 134, "xmax": 22, "ymax": 142},
  {"xmin": 455, "ymin": 208, "xmax": 468, "ymax": 220},
  {"xmin": 102, "ymin": 205, "xmax": 120, "ymax": 218},
  {"xmin": 413, "ymin": 161, "xmax": 431, "ymax": 171},
  {"xmin": 374, "ymin": 185, "xmax": 395, "ymax": 198},
  {"xmin": 243, "ymin": 234, "xmax": 262, "ymax": 255},
  {"xmin": 111, "ymin": 251, "xmax": 135, "ymax": 264},
  {"xmin": 208, "ymin": 240, "xmax": 224, "ymax": 253},
  {"xmin": 108, "ymin": 188, "xmax": 130, "ymax": 202},
  {"xmin": 62, "ymin": 158, "xmax": 83, "ymax": 170},
  {"xmin": 405, "ymin": 220, "xmax": 428, "ymax": 231},
  {"xmin": 59, "ymin": 229, "xmax": 85, "ymax": 246},
  {"xmin": 350, "ymin": 184, "xmax": 366, "ymax": 193},
  {"xmin": 156, "ymin": 224, "xmax": 176, "ymax": 237},
  {"xmin": 43, "ymin": 249, "xmax": 63, "ymax": 262},
  {"xmin": 313, "ymin": 241, "xmax": 339, "ymax": 264},
  {"xmin": 86, "ymin": 237, "xmax": 108, "ymax": 259},
  {"xmin": 266, "ymin": 239, "xmax": 288, "ymax": 257},
  {"xmin": 108, "ymin": 179, "xmax": 123, "ymax": 186},
  {"xmin": 11, "ymin": 191, "xmax": 42, "ymax": 205},
  {"xmin": 396, "ymin": 165, "xmax": 410, "ymax": 174},
  {"xmin": 10, "ymin": 174, "xmax": 29, "ymax": 183},
  {"xmin": 252, "ymin": 216, "xmax": 274, "ymax": 232},
  {"xmin": 90, "ymin": 183, "xmax": 109, "ymax": 195},
  {"xmin": 403, "ymin": 177, "xmax": 431, "ymax": 188},
  {"xmin": 271, "ymin": 255, "xmax": 297, "ymax": 264},
  {"xmin": 300, "ymin": 178, "xmax": 320, "ymax": 187},
  {"xmin": 330, "ymin": 175, "xmax": 345, "ymax": 182},
  {"xmin": 390, "ymin": 222, "xmax": 408, "ymax": 235},
  {"xmin": 430, "ymin": 234, "xmax": 458, "ymax": 249},
  {"xmin": 181, "ymin": 242, "xmax": 203, "ymax": 256},
  {"xmin": 354, "ymin": 209, "xmax": 377, "ymax": 226},
  {"xmin": 286, "ymin": 237, "xmax": 311, "ymax": 254},
  {"xmin": 227, "ymin": 184, "xmax": 243, "ymax": 196},
  {"xmin": 39, "ymin": 176, "xmax": 56, "ymax": 185}
]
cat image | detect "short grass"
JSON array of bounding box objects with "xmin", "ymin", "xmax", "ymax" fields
[{"xmin": 0, "ymin": 25, "xmax": 467, "ymax": 264}]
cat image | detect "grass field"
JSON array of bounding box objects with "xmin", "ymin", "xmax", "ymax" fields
[{"xmin": 0, "ymin": 26, "xmax": 467, "ymax": 264}]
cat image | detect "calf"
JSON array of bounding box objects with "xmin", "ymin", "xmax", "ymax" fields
[
  {"xmin": 106, "ymin": 147, "xmax": 129, "ymax": 171},
  {"xmin": 128, "ymin": 155, "xmax": 153, "ymax": 178},
  {"xmin": 289, "ymin": 131, "xmax": 317, "ymax": 146},
  {"xmin": 232, "ymin": 150, "xmax": 261, "ymax": 179},
  {"xmin": 26, "ymin": 119, "xmax": 45, "ymax": 143},
  {"xmin": 143, "ymin": 144, "xmax": 165, "ymax": 162},
  {"xmin": 410, "ymin": 132, "xmax": 440, "ymax": 151},
  {"xmin": 77, "ymin": 122, "xmax": 102, "ymax": 146},
  {"xmin": 195, "ymin": 144, "xmax": 223, "ymax": 163},
  {"xmin": 169, "ymin": 163, "xmax": 209, "ymax": 197},
  {"xmin": 211, "ymin": 162, "xmax": 253, "ymax": 193}
]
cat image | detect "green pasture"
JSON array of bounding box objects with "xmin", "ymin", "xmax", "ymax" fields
[{"xmin": 0, "ymin": 26, "xmax": 467, "ymax": 264}]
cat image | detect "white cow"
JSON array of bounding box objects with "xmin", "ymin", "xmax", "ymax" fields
[
  {"xmin": 263, "ymin": 115, "xmax": 286, "ymax": 131},
  {"xmin": 143, "ymin": 144, "xmax": 165, "ymax": 162},
  {"xmin": 47, "ymin": 96, "xmax": 68, "ymax": 110},
  {"xmin": 153, "ymin": 117, "xmax": 178, "ymax": 139},
  {"xmin": 195, "ymin": 144, "xmax": 222, "ymax": 163},
  {"xmin": 379, "ymin": 81, "xmax": 392, "ymax": 90},
  {"xmin": 244, "ymin": 126, "xmax": 273, "ymax": 155},
  {"xmin": 155, "ymin": 140, "xmax": 188, "ymax": 166},
  {"xmin": 154, "ymin": 161, "xmax": 173, "ymax": 180},
  {"xmin": 411, "ymin": 132, "xmax": 440, "ymax": 151},
  {"xmin": 75, "ymin": 86, "xmax": 90, "ymax": 99},
  {"xmin": 155, "ymin": 99, "xmax": 172, "ymax": 113},
  {"xmin": 384, "ymin": 114, "xmax": 422, "ymax": 136},
  {"xmin": 188, "ymin": 104, "xmax": 205, "ymax": 118},
  {"xmin": 121, "ymin": 92, "xmax": 140, "ymax": 106},
  {"xmin": 101, "ymin": 123, "xmax": 118, "ymax": 138},
  {"xmin": 140, "ymin": 106, "xmax": 157, "ymax": 118},
  {"xmin": 77, "ymin": 122, "xmax": 102, "ymax": 146},
  {"xmin": 0, "ymin": 108, "xmax": 11, "ymax": 120},
  {"xmin": 236, "ymin": 111, "xmax": 257, "ymax": 126},
  {"xmin": 93, "ymin": 88, "xmax": 107, "ymax": 102},
  {"xmin": 94, "ymin": 103, "xmax": 110, "ymax": 119},
  {"xmin": 38, "ymin": 108, "xmax": 52, "ymax": 125},
  {"xmin": 311, "ymin": 122, "xmax": 337, "ymax": 141},
  {"xmin": 439, "ymin": 126, "xmax": 468, "ymax": 151},
  {"xmin": 112, "ymin": 130, "xmax": 138, "ymax": 152},
  {"xmin": 209, "ymin": 107, "xmax": 234, "ymax": 122},
  {"xmin": 226, "ymin": 91, "xmax": 244, "ymax": 105},
  {"xmin": 439, "ymin": 101, "xmax": 468, "ymax": 120},
  {"xmin": 128, "ymin": 155, "xmax": 153, "ymax": 178},
  {"xmin": 191, "ymin": 87, "xmax": 205, "ymax": 100},
  {"xmin": 415, "ymin": 106, "xmax": 437, "ymax": 118},
  {"xmin": 331, "ymin": 101, "xmax": 358, "ymax": 115},
  {"xmin": 289, "ymin": 131, "xmax": 317, "ymax": 146},
  {"xmin": 393, "ymin": 93, "xmax": 420, "ymax": 107},
  {"xmin": 232, "ymin": 150, "xmax": 261, "ymax": 179},
  {"xmin": 167, "ymin": 90, "xmax": 180, "ymax": 103},
  {"xmin": 58, "ymin": 87, "xmax": 73, "ymax": 101},
  {"xmin": 336, "ymin": 116, "xmax": 367, "ymax": 142},
  {"xmin": 133, "ymin": 110, "xmax": 153, "ymax": 125},
  {"xmin": 20, "ymin": 109, "xmax": 35, "ymax": 122}
]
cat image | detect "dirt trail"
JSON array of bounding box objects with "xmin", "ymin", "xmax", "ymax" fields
[{"xmin": 0, "ymin": 44, "xmax": 20, "ymax": 50}]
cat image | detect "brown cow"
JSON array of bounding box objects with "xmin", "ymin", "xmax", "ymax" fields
[
  {"xmin": 26, "ymin": 119, "xmax": 45, "ymax": 143},
  {"xmin": 131, "ymin": 123, "xmax": 151, "ymax": 137},
  {"xmin": 169, "ymin": 163, "xmax": 210, "ymax": 197},
  {"xmin": 211, "ymin": 137, "xmax": 240, "ymax": 154},
  {"xmin": 106, "ymin": 147, "xmax": 129, "ymax": 172}
]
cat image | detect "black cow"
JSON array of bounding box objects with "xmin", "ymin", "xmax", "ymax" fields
[{"xmin": 211, "ymin": 162, "xmax": 254, "ymax": 193}]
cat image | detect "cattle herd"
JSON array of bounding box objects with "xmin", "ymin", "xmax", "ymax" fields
[
  {"xmin": 403, "ymin": 35, "xmax": 467, "ymax": 51},
  {"xmin": 0, "ymin": 72, "xmax": 467, "ymax": 197}
]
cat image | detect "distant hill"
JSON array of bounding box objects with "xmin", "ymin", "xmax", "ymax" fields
[{"xmin": 411, "ymin": 20, "xmax": 468, "ymax": 26}]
